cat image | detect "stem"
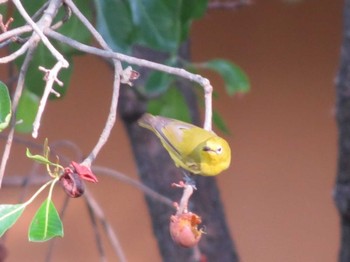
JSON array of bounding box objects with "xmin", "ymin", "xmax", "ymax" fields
[
  {"xmin": 11, "ymin": 0, "xmax": 68, "ymax": 67},
  {"xmin": 32, "ymin": 61, "xmax": 67, "ymax": 138},
  {"xmin": 82, "ymin": 60, "xmax": 121, "ymax": 167},
  {"xmin": 46, "ymin": 176, "xmax": 59, "ymax": 202},
  {"xmin": 175, "ymin": 183, "xmax": 195, "ymax": 215},
  {"xmin": 23, "ymin": 179, "xmax": 55, "ymax": 207},
  {"xmin": 45, "ymin": 29, "xmax": 214, "ymax": 129},
  {"xmin": 0, "ymin": 41, "xmax": 30, "ymax": 63},
  {"xmin": 0, "ymin": 46, "xmax": 36, "ymax": 187},
  {"xmin": 84, "ymin": 190, "xmax": 127, "ymax": 262}
]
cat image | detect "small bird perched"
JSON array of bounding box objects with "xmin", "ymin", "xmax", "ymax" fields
[{"xmin": 138, "ymin": 113, "xmax": 231, "ymax": 176}]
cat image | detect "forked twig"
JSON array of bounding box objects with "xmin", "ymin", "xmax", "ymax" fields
[
  {"xmin": 84, "ymin": 189, "xmax": 127, "ymax": 262},
  {"xmin": 45, "ymin": 29, "xmax": 214, "ymax": 130}
]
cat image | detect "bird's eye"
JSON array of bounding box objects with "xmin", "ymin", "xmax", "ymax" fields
[
  {"xmin": 203, "ymin": 146, "xmax": 210, "ymax": 152},
  {"xmin": 216, "ymin": 147, "xmax": 222, "ymax": 154}
]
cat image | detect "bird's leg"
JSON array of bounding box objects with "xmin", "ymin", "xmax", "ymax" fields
[
  {"xmin": 171, "ymin": 170, "xmax": 197, "ymax": 215},
  {"xmin": 182, "ymin": 170, "xmax": 197, "ymax": 190}
]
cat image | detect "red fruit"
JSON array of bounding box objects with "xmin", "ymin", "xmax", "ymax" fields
[{"xmin": 169, "ymin": 212, "xmax": 203, "ymax": 248}]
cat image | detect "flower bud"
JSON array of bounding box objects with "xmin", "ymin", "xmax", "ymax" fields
[{"xmin": 59, "ymin": 170, "xmax": 85, "ymax": 198}]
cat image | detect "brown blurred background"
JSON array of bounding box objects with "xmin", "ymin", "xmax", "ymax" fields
[{"xmin": 0, "ymin": 1, "xmax": 342, "ymax": 261}]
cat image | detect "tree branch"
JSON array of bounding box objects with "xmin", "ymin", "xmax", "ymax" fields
[
  {"xmin": 0, "ymin": 41, "xmax": 30, "ymax": 63},
  {"xmin": 32, "ymin": 61, "xmax": 67, "ymax": 138},
  {"xmin": 0, "ymin": 45, "xmax": 36, "ymax": 187},
  {"xmin": 84, "ymin": 189, "xmax": 127, "ymax": 262},
  {"xmin": 11, "ymin": 0, "xmax": 68, "ymax": 67},
  {"xmin": 44, "ymin": 29, "xmax": 214, "ymax": 130},
  {"xmin": 81, "ymin": 60, "xmax": 121, "ymax": 167}
]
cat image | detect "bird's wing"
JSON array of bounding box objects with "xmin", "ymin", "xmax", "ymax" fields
[{"xmin": 160, "ymin": 120, "xmax": 215, "ymax": 157}]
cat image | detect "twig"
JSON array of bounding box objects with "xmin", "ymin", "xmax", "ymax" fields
[
  {"xmin": 60, "ymin": 0, "xmax": 124, "ymax": 165},
  {"xmin": 66, "ymin": 0, "xmax": 124, "ymax": 163},
  {"xmin": 44, "ymin": 30, "xmax": 214, "ymax": 130},
  {"xmin": 84, "ymin": 189, "xmax": 127, "ymax": 262},
  {"xmin": 2, "ymin": 166, "xmax": 173, "ymax": 208},
  {"xmin": 50, "ymin": 4, "xmax": 72, "ymax": 30},
  {"xmin": 51, "ymin": 0, "xmax": 212, "ymax": 129},
  {"xmin": 8, "ymin": 0, "xmax": 70, "ymax": 139},
  {"xmin": 208, "ymin": 0, "xmax": 252, "ymax": 9},
  {"xmin": 172, "ymin": 181, "xmax": 195, "ymax": 215},
  {"xmin": 82, "ymin": 60, "xmax": 121, "ymax": 167},
  {"xmin": 11, "ymin": 0, "xmax": 68, "ymax": 67},
  {"xmin": 63, "ymin": 0, "xmax": 110, "ymax": 51},
  {"xmin": 0, "ymin": 46, "xmax": 36, "ymax": 187},
  {"xmin": 0, "ymin": 25, "xmax": 32, "ymax": 43},
  {"xmin": 85, "ymin": 195, "xmax": 107, "ymax": 262},
  {"xmin": 92, "ymin": 166, "xmax": 173, "ymax": 207},
  {"xmin": 0, "ymin": 40, "xmax": 30, "ymax": 63},
  {"xmin": 32, "ymin": 61, "xmax": 66, "ymax": 138}
]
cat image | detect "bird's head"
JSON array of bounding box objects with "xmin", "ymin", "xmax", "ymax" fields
[{"xmin": 199, "ymin": 136, "xmax": 231, "ymax": 176}]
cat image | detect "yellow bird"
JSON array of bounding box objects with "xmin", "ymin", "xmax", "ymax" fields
[{"xmin": 138, "ymin": 113, "xmax": 231, "ymax": 176}]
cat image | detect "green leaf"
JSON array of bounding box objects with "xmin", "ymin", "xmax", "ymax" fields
[
  {"xmin": 213, "ymin": 111, "xmax": 231, "ymax": 135},
  {"xmin": 0, "ymin": 81, "xmax": 11, "ymax": 132},
  {"xmin": 204, "ymin": 59, "xmax": 250, "ymax": 95},
  {"xmin": 129, "ymin": 0, "xmax": 181, "ymax": 53},
  {"xmin": 0, "ymin": 204, "xmax": 26, "ymax": 237},
  {"xmin": 143, "ymin": 71, "xmax": 174, "ymax": 95},
  {"xmin": 29, "ymin": 199, "xmax": 63, "ymax": 242},
  {"xmin": 26, "ymin": 148, "xmax": 61, "ymax": 168},
  {"xmin": 147, "ymin": 86, "xmax": 191, "ymax": 122},
  {"xmin": 0, "ymin": 3, "xmax": 8, "ymax": 15},
  {"xmin": 15, "ymin": 89, "xmax": 39, "ymax": 133},
  {"xmin": 94, "ymin": 0, "xmax": 134, "ymax": 53},
  {"xmin": 95, "ymin": 0, "xmax": 197, "ymax": 53},
  {"xmin": 180, "ymin": 0, "xmax": 208, "ymax": 41}
]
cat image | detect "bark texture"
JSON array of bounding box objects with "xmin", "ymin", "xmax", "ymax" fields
[{"xmin": 334, "ymin": 1, "xmax": 350, "ymax": 261}]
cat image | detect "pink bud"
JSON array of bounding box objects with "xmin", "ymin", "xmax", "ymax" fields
[{"xmin": 71, "ymin": 161, "xmax": 98, "ymax": 183}]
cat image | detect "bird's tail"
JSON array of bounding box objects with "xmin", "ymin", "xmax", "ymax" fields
[{"xmin": 137, "ymin": 113, "xmax": 156, "ymax": 130}]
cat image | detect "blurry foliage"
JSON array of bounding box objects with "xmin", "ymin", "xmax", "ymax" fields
[{"xmin": 2, "ymin": 0, "xmax": 250, "ymax": 133}]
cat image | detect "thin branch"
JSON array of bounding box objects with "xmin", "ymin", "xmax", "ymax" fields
[
  {"xmin": 8, "ymin": 0, "xmax": 71, "ymax": 139},
  {"xmin": 172, "ymin": 181, "xmax": 195, "ymax": 215},
  {"xmin": 50, "ymin": 4, "xmax": 72, "ymax": 31},
  {"xmin": 45, "ymin": 30, "xmax": 214, "ymax": 130},
  {"xmin": 85, "ymin": 196, "xmax": 107, "ymax": 262},
  {"xmin": 92, "ymin": 166, "xmax": 173, "ymax": 207},
  {"xmin": 84, "ymin": 189, "xmax": 127, "ymax": 262},
  {"xmin": 11, "ymin": 0, "xmax": 68, "ymax": 67},
  {"xmin": 31, "ymin": 61, "xmax": 66, "ymax": 138},
  {"xmin": 82, "ymin": 60, "xmax": 121, "ymax": 167},
  {"xmin": 2, "ymin": 166, "xmax": 173, "ymax": 208},
  {"xmin": 208, "ymin": 0, "xmax": 252, "ymax": 9},
  {"xmin": 56, "ymin": 0, "xmax": 124, "ymax": 165},
  {"xmin": 2, "ymin": 175, "xmax": 48, "ymax": 187},
  {"xmin": 51, "ymin": 0, "xmax": 212, "ymax": 129},
  {"xmin": 0, "ymin": 24, "xmax": 32, "ymax": 42},
  {"xmin": 0, "ymin": 46, "xmax": 36, "ymax": 187},
  {"xmin": 0, "ymin": 40, "xmax": 30, "ymax": 63},
  {"xmin": 64, "ymin": 0, "xmax": 109, "ymax": 49}
]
